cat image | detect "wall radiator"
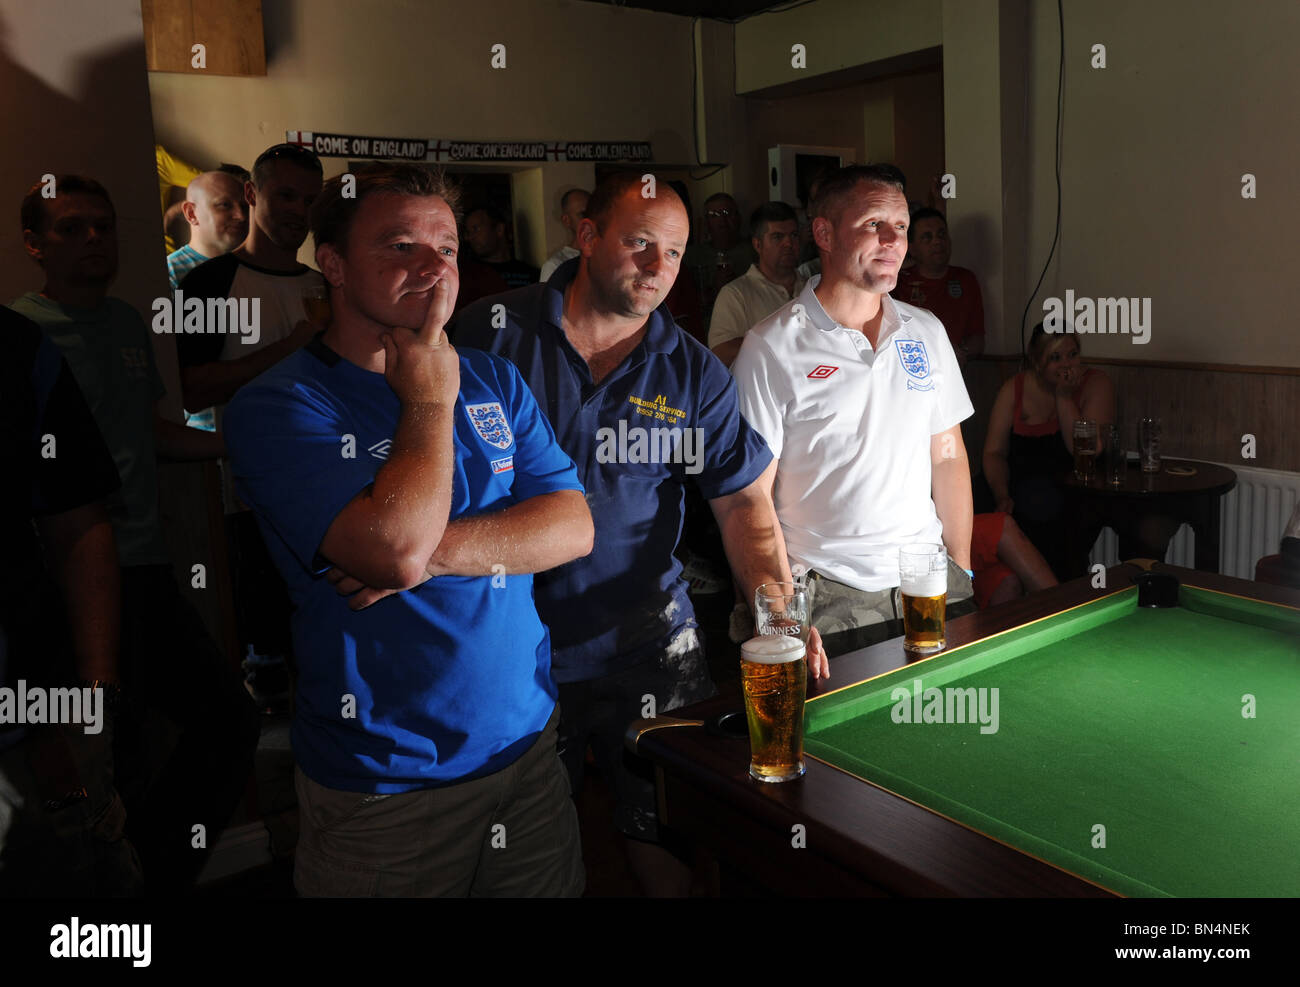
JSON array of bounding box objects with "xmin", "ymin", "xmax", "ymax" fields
[{"xmin": 1087, "ymin": 462, "xmax": 1300, "ymax": 578}]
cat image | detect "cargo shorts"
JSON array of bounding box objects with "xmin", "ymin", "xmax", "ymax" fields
[{"xmin": 293, "ymin": 706, "xmax": 583, "ymax": 897}]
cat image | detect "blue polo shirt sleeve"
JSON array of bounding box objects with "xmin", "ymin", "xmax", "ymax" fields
[
  {"xmin": 691, "ymin": 353, "xmax": 773, "ymax": 501},
  {"xmin": 224, "ymin": 377, "xmax": 376, "ymax": 575},
  {"xmin": 471, "ymin": 349, "xmax": 582, "ymax": 500}
]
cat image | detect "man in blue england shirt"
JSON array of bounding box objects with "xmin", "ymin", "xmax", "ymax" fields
[
  {"xmin": 224, "ymin": 164, "xmax": 594, "ymax": 897},
  {"xmin": 453, "ymin": 171, "xmax": 828, "ymax": 895}
]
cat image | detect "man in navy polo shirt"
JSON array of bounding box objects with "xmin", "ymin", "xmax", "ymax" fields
[
  {"xmin": 453, "ymin": 171, "xmax": 827, "ymax": 896},
  {"xmin": 224, "ymin": 163, "xmax": 594, "ymax": 897}
]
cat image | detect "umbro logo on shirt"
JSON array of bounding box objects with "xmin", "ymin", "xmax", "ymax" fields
[
  {"xmin": 368, "ymin": 439, "xmax": 392, "ymax": 460},
  {"xmin": 807, "ymin": 365, "xmax": 839, "ymax": 379}
]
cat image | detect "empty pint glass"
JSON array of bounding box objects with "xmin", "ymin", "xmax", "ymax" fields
[
  {"xmin": 740, "ymin": 635, "xmax": 807, "ymax": 783},
  {"xmin": 899, "ymin": 544, "xmax": 947, "ymax": 655},
  {"xmin": 1139, "ymin": 417, "xmax": 1162, "ymax": 473},
  {"xmin": 754, "ymin": 582, "xmax": 810, "ymax": 644}
]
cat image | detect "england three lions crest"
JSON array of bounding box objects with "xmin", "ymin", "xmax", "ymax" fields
[
  {"xmin": 465, "ymin": 402, "xmax": 514, "ymax": 450},
  {"xmin": 894, "ymin": 339, "xmax": 935, "ymax": 392}
]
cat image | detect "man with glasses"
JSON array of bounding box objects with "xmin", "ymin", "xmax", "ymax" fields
[{"xmin": 685, "ymin": 192, "xmax": 753, "ymax": 323}]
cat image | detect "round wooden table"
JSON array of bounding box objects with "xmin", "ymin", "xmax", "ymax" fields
[{"xmin": 1062, "ymin": 458, "xmax": 1237, "ymax": 575}]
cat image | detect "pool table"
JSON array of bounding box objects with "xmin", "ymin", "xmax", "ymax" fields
[{"xmin": 627, "ymin": 564, "xmax": 1300, "ymax": 897}]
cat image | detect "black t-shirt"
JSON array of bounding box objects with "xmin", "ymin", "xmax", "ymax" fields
[{"xmin": 0, "ymin": 305, "xmax": 120, "ymax": 690}]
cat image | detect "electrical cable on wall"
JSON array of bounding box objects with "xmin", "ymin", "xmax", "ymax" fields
[{"xmin": 1018, "ymin": 0, "xmax": 1066, "ymax": 365}]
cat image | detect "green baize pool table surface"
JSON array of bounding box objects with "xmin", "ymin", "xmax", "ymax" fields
[{"xmin": 802, "ymin": 586, "xmax": 1300, "ymax": 897}]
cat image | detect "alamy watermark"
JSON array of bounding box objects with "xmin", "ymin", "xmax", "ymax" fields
[
  {"xmin": 594, "ymin": 419, "xmax": 705, "ymax": 475},
  {"xmin": 151, "ymin": 290, "xmax": 261, "ymax": 345},
  {"xmin": 889, "ymin": 678, "xmax": 1000, "ymax": 734},
  {"xmin": 50, "ymin": 917, "xmax": 150, "ymax": 967},
  {"xmin": 1043, "ymin": 290, "xmax": 1150, "ymax": 344},
  {"xmin": 0, "ymin": 681, "xmax": 104, "ymax": 734}
]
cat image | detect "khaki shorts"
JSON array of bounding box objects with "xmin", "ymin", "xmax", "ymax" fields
[{"xmin": 294, "ymin": 706, "xmax": 583, "ymax": 897}]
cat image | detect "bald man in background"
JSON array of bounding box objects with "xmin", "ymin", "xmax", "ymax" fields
[
  {"xmin": 166, "ymin": 171, "xmax": 248, "ymax": 289},
  {"xmin": 538, "ymin": 188, "xmax": 589, "ymax": 282}
]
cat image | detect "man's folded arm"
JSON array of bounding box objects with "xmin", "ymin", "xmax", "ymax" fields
[
  {"xmin": 426, "ymin": 489, "xmax": 593, "ymax": 577},
  {"xmin": 316, "ymin": 399, "xmax": 458, "ymax": 590}
]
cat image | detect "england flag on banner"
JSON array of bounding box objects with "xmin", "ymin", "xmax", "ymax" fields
[{"xmin": 286, "ymin": 131, "xmax": 314, "ymax": 150}]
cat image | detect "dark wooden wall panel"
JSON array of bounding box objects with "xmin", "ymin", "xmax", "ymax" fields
[{"xmin": 964, "ymin": 357, "xmax": 1300, "ymax": 479}]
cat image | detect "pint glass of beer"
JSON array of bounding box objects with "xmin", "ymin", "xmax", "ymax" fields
[
  {"xmin": 740, "ymin": 635, "xmax": 807, "ymax": 783},
  {"xmin": 302, "ymin": 284, "xmax": 331, "ymax": 327},
  {"xmin": 899, "ymin": 544, "xmax": 947, "ymax": 655},
  {"xmin": 1073, "ymin": 419, "xmax": 1099, "ymax": 482},
  {"xmin": 754, "ymin": 582, "xmax": 810, "ymax": 644}
]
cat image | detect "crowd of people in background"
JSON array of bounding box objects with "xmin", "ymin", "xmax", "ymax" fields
[{"xmin": 4, "ymin": 138, "xmax": 1296, "ymax": 900}]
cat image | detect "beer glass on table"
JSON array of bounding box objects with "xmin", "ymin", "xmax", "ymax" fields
[
  {"xmin": 1139, "ymin": 417, "xmax": 1162, "ymax": 473},
  {"xmin": 740, "ymin": 635, "xmax": 807, "ymax": 783},
  {"xmin": 1104, "ymin": 424, "xmax": 1125, "ymax": 487},
  {"xmin": 899, "ymin": 544, "xmax": 947, "ymax": 655},
  {"xmin": 1073, "ymin": 419, "xmax": 1099, "ymax": 483},
  {"xmin": 754, "ymin": 582, "xmax": 810, "ymax": 645}
]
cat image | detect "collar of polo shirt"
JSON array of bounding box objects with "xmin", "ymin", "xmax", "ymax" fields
[
  {"xmin": 542, "ymin": 259, "xmax": 680, "ymax": 355},
  {"xmin": 800, "ymin": 274, "xmax": 911, "ymax": 349}
]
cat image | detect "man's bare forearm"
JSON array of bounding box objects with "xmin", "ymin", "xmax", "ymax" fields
[
  {"xmin": 932, "ymin": 456, "xmax": 973, "ymax": 570},
  {"xmin": 181, "ymin": 334, "xmax": 308, "ymax": 410},
  {"xmin": 328, "ymin": 490, "xmax": 592, "ymax": 610},
  {"xmin": 712, "ymin": 465, "xmax": 792, "ymax": 610},
  {"xmin": 427, "ymin": 489, "xmax": 593, "ymax": 576},
  {"xmin": 319, "ymin": 400, "xmax": 457, "ymax": 588},
  {"xmin": 38, "ymin": 505, "xmax": 120, "ymax": 683},
  {"xmin": 712, "ymin": 464, "xmax": 829, "ymax": 680}
]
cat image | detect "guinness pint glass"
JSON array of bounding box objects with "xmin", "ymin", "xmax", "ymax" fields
[
  {"xmin": 899, "ymin": 544, "xmax": 947, "ymax": 655},
  {"xmin": 740, "ymin": 635, "xmax": 807, "ymax": 783},
  {"xmin": 754, "ymin": 582, "xmax": 810, "ymax": 644}
]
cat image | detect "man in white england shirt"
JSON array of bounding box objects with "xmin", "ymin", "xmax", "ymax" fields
[{"xmin": 731, "ymin": 165, "xmax": 976, "ymax": 658}]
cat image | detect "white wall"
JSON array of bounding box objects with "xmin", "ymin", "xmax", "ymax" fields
[{"xmin": 147, "ymin": 0, "xmax": 701, "ymax": 265}]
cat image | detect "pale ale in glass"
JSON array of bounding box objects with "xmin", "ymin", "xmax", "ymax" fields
[
  {"xmin": 1073, "ymin": 419, "xmax": 1099, "ymax": 483},
  {"xmin": 899, "ymin": 544, "xmax": 947, "ymax": 655},
  {"xmin": 1074, "ymin": 444, "xmax": 1097, "ymax": 483},
  {"xmin": 302, "ymin": 285, "xmax": 331, "ymax": 327},
  {"xmin": 740, "ymin": 635, "xmax": 806, "ymax": 783}
]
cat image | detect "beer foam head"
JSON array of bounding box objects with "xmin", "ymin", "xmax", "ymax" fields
[
  {"xmin": 899, "ymin": 543, "xmax": 947, "ymax": 596},
  {"xmin": 900, "ymin": 569, "xmax": 947, "ymax": 597},
  {"xmin": 741, "ymin": 634, "xmax": 806, "ymax": 664}
]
